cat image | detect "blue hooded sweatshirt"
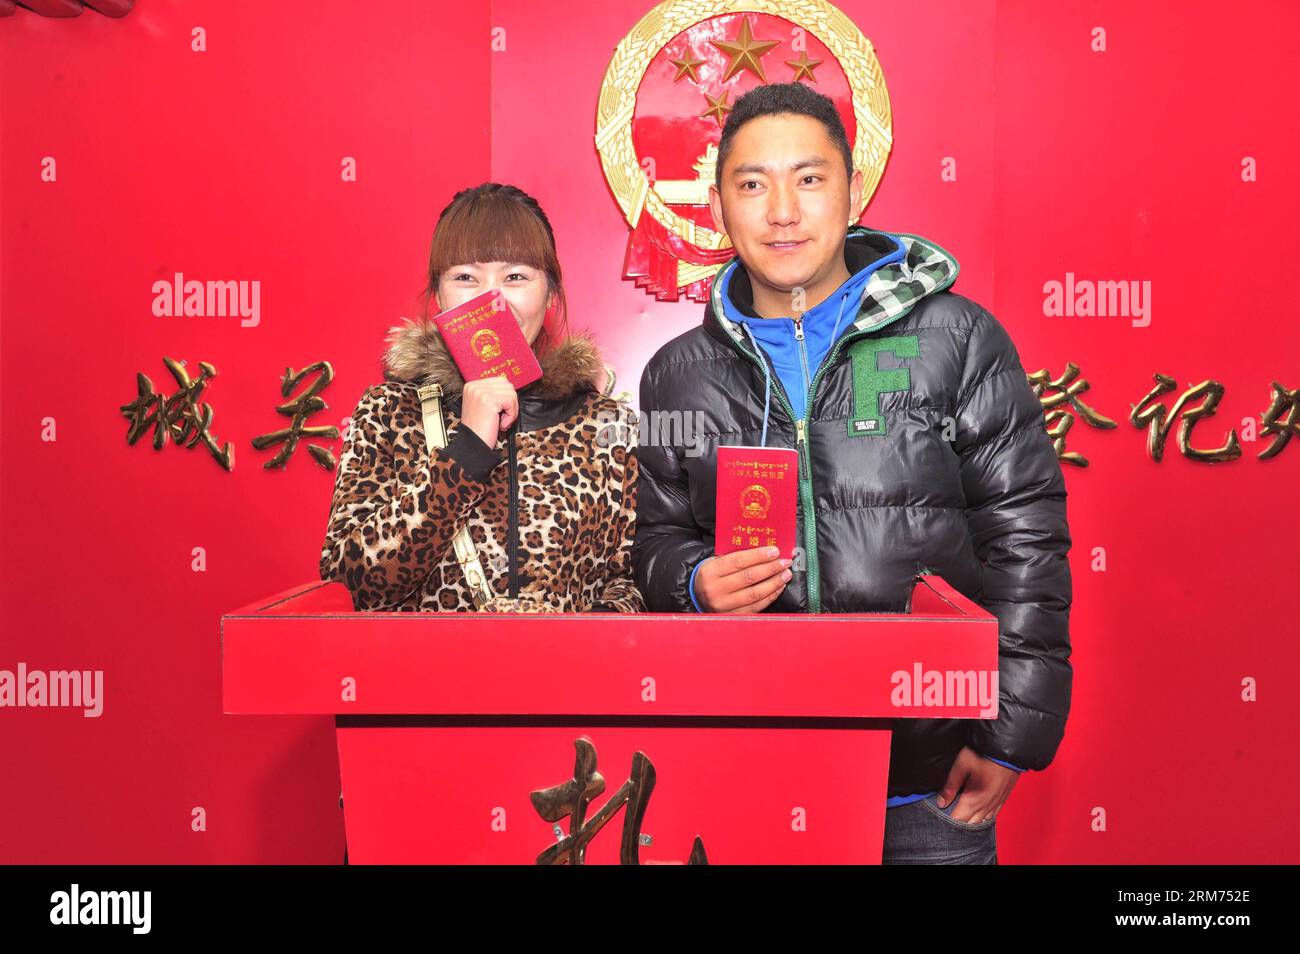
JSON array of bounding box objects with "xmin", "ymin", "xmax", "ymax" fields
[
  {"xmin": 718, "ymin": 233, "xmax": 906, "ymax": 432},
  {"xmin": 690, "ymin": 227, "xmax": 1027, "ymax": 802}
]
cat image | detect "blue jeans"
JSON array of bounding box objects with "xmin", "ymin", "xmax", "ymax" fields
[{"xmin": 881, "ymin": 794, "xmax": 998, "ymax": 864}]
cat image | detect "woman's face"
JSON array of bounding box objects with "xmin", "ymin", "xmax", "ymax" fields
[{"xmin": 436, "ymin": 262, "xmax": 553, "ymax": 345}]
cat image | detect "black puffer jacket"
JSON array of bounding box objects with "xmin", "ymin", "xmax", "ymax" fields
[{"xmin": 634, "ymin": 226, "xmax": 1073, "ymax": 797}]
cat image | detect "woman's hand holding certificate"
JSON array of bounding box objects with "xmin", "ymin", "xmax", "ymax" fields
[{"xmin": 460, "ymin": 376, "xmax": 518, "ymax": 448}]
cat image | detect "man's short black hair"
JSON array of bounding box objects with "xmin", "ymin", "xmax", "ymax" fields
[{"xmin": 714, "ymin": 82, "xmax": 855, "ymax": 191}]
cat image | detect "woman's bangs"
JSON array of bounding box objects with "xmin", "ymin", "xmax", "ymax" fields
[{"xmin": 431, "ymin": 201, "xmax": 551, "ymax": 277}]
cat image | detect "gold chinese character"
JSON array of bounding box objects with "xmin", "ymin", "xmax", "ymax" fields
[
  {"xmin": 1026, "ymin": 362, "xmax": 1118, "ymax": 466},
  {"xmin": 1130, "ymin": 373, "xmax": 1241, "ymax": 463},
  {"xmin": 1257, "ymin": 381, "xmax": 1300, "ymax": 461},
  {"xmin": 120, "ymin": 358, "xmax": 234, "ymax": 470},
  {"xmin": 530, "ymin": 738, "xmax": 707, "ymax": 865},
  {"xmin": 251, "ymin": 361, "xmax": 341, "ymax": 469}
]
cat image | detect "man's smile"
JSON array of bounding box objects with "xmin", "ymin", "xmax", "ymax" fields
[{"xmin": 765, "ymin": 239, "xmax": 809, "ymax": 253}]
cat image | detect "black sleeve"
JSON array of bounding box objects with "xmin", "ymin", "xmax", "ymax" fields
[
  {"xmin": 952, "ymin": 307, "xmax": 1074, "ymax": 771},
  {"xmin": 632, "ymin": 361, "xmax": 715, "ymax": 612},
  {"xmin": 442, "ymin": 422, "xmax": 504, "ymax": 483}
]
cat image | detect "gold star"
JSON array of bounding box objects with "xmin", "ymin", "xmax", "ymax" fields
[
  {"xmin": 700, "ymin": 89, "xmax": 732, "ymax": 128},
  {"xmin": 786, "ymin": 50, "xmax": 823, "ymax": 83},
  {"xmin": 669, "ymin": 52, "xmax": 705, "ymax": 83},
  {"xmin": 711, "ymin": 16, "xmax": 781, "ymax": 84}
]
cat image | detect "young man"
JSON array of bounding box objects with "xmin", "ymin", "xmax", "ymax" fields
[{"xmin": 633, "ymin": 83, "xmax": 1073, "ymax": 864}]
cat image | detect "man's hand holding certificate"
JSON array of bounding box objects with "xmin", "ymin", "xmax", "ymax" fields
[{"xmin": 694, "ymin": 446, "xmax": 799, "ymax": 613}]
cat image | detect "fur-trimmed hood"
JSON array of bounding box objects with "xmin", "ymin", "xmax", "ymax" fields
[{"xmin": 381, "ymin": 316, "xmax": 609, "ymax": 401}]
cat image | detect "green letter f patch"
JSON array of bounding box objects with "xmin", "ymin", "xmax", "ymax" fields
[{"xmin": 846, "ymin": 335, "xmax": 919, "ymax": 437}]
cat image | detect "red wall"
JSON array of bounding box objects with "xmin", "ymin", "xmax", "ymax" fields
[
  {"xmin": 2, "ymin": 0, "xmax": 1297, "ymax": 863},
  {"xmin": 0, "ymin": 0, "xmax": 492, "ymax": 863}
]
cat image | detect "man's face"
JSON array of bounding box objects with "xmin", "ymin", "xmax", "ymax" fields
[{"xmin": 709, "ymin": 113, "xmax": 863, "ymax": 314}]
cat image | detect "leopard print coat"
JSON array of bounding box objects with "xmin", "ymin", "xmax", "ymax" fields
[{"xmin": 319, "ymin": 316, "xmax": 645, "ymax": 614}]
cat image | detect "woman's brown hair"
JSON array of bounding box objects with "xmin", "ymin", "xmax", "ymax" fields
[{"xmin": 420, "ymin": 182, "xmax": 570, "ymax": 355}]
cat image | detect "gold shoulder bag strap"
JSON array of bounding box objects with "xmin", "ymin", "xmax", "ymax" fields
[{"xmin": 416, "ymin": 382, "xmax": 493, "ymax": 610}]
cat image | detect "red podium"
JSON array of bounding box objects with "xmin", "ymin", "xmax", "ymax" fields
[{"xmin": 221, "ymin": 575, "xmax": 998, "ymax": 864}]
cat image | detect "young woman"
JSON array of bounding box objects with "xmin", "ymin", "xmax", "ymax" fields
[{"xmin": 319, "ymin": 182, "xmax": 644, "ymax": 614}]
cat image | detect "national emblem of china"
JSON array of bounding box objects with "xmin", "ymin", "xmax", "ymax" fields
[
  {"xmin": 471, "ymin": 328, "xmax": 502, "ymax": 361},
  {"xmin": 595, "ymin": 0, "xmax": 893, "ymax": 302},
  {"xmin": 740, "ymin": 483, "xmax": 773, "ymax": 519}
]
